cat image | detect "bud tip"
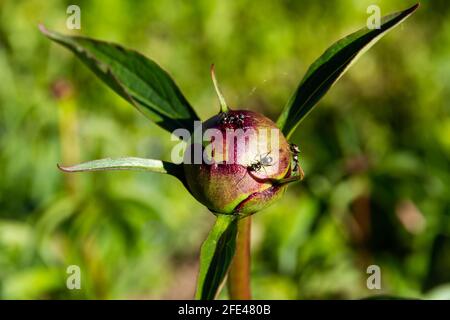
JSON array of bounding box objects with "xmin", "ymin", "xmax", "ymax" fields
[{"xmin": 210, "ymin": 64, "xmax": 229, "ymax": 113}]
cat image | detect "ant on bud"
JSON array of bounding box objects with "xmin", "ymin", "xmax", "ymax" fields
[
  {"xmin": 219, "ymin": 112, "xmax": 246, "ymax": 128},
  {"xmin": 248, "ymin": 151, "xmax": 274, "ymax": 173},
  {"xmin": 235, "ymin": 113, "xmax": 245, "ymax": 127},
  {"xmin": 289, "ymin": 143, "xmax": 300, "ymax": 172}
]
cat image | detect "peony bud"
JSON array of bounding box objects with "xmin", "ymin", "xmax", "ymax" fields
[{"xmin": 183, "ymin": 110, "xmax": 294, "ymax": 215}]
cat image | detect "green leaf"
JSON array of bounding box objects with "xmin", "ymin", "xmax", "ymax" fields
[
  {"xmin": 58, "ymin": 157, "xmax": 183, "ymax": 178},
  {"xmin": 195, "ymin": 214, "xmax": 238, "ymax": 300},
  {"xmin": 39, "ymin": 25, "xmax": 200, "ymax": 133},
  {"xmin": 276, "ymin": 3, "xmax": 419, "ymax": 138}
]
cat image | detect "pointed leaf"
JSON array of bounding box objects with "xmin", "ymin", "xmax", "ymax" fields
[
  {"xmin": 40, "ymin": 26, "xmax": 200, "ymax": 133},
  {"xmin": 195, "ymin": 214, "xmax": 238, "ymax": 300},
  {"xmin": 276, "ymin": 4, "xmax": 419, "ymax": 138},
  {"xmin": 58, "ymin": 157, "xmax": 182, "ymax": 177}
]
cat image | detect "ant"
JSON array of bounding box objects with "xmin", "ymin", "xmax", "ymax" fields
[
  {"xmin": 234, "ymin": 151, "xmax": 274, "ymax": 192},
  {"xmin": 290, "ymin": 143, "xmax": 300, "ymax": 172},
  {"xmin": 219, "ymin": 112, "xmax": 246, "ymax": 128},
  {"xmin": 235, "ymin": 113, "xmax": 245, "ymax": 127},
  {"xmin": 248, "ymin": 151, "xmax": 274, "ymax": 174}
]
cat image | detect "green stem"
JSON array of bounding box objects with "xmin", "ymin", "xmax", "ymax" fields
[{"xmin": 227, "ymin": 216, "xmax": 252, "ymax": 299}]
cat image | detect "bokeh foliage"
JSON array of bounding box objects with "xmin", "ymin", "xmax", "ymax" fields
[{"xmin": 0, "ymin": 0, "xmax": 449, "ymax": 299}]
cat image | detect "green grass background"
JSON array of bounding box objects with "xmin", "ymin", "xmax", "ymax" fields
[{"xmin": 0, "ymin": 0, "xmax": 449, "ymax": 299}]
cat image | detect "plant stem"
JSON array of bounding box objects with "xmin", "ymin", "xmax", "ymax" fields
[{"xmin": 227, "ymin": 216, "xmax": 251, "ymax": 299}]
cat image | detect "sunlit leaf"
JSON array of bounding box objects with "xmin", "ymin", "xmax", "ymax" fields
[
  {"xmin": 58, "ymin": 157, "xmax": 183, "ymax": 178},
  {"xmin": 40, "ymin": 26, "xmax": 200, "ymax": 133},
  {"xmin": 195, "ymin": 214, "xmax": 238, "ymax": 300},
  {"xmin": 276, "ymin": 3, "xmax": 419, "ymax": 138}
]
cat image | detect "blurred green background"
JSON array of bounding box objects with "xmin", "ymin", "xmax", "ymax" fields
[{"xmin": 0, "ymin": 0, "xmax": 449, "ymax": 299}]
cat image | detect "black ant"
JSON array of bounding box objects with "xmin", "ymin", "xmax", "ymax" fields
[
  {"xmin": 219, "ymin": 112, "xmax": 245, "ymax": 128},
  {"xmin": 219, "ymin": 113, "xmax": 229, "ymax": 125},
  {"xmin": 290, "ymin": 143, "xmax": 300, "ymax": 172},
  {"xmin": 248, "ymin": 151, "xmax": 274, "ymax": 174},
  {"xmin": 234, "ymin": 151, "xmax": 274, "ymax": 192},
  {"xmin": 235, "ymin": 113, "xmax": 245, "ymax": 127}
]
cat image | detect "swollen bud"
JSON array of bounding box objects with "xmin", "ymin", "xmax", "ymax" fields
[
  {"xmin": 182, "ymin": 67, "xmax": 302, "ymax": 216},
  {"xmin": 184, "ymin": 110, "xmax": 296, "ymax": 215}
]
